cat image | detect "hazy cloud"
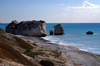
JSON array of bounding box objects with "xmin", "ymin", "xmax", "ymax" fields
[
  {"xmin": 60, "ymin": 13, "xmax": 66, "ymax": 15},
  {"xmin": 58, "ymin": 0, "xmax": 100, "ymax": 23},
  {"xmin": 64, "ymin": 0, "xmax": 100, "ymax": 14},
  {"xmin": 59, "ymin": 4, "xmax": 64, "ymax": 6}
]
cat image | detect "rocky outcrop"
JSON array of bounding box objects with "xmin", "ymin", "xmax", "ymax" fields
[
  {"xmin": 86, "ymin": 31, "xmax": 93, "ymax": 34},
  {"xmin": 6, "ymin": 20, "xmax": 47, "ymax": 37},
  {"xmin": 49, "ymin": 30, "xmax": 53, "ymax": 35},
  {"xmin": 54, "ymin": 24, "xmax": 64, "ymax": 35},
  {"xmin": 6, "ymin": 20, "xmax": 19, "ymax": 34}
]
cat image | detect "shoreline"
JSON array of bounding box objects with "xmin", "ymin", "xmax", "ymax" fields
[
  {"xmin": 16, "ymin": 35, "xmax": 80, "ymax": 52},
  {"xmin": 16, "ymin": 35, "xmax": 100, "ymax": 66},
  {"xmin": 41, "ymin": 36, "xmax": 100, "ymax": 55},
  {"xmin": 16, "ymin": 35, "xmax": 99, "ymax": 55}
]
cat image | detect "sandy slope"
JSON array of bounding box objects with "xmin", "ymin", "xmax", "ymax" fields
[
  {"xmin": 0, "ymin": 58, "xmax": 24, "ymax": 66},
  {"xmin": 0, "ymin": 28, "xmax": 67, "ymax": 66}
]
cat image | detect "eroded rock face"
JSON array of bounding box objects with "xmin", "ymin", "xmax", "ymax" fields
[
  {"xmin": 6, "ymin": 20, "xmax": 19, "ymax": 34},
  {"xmin": 6, "ymin": 20, "xmax": 47, "ymax": 37},
  {"xmin": 54, "ymin": 24, "xmax": 64, "ymax": 35}
]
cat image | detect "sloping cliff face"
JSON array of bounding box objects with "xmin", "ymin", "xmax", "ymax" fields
[
  {"xmin": 0, "ymin": 28, "xmax": 38, "ymax": 66},
  {"xmin": 0, "ymin": 28, "xmax": 67, "ymax": 66},
  {"xmin": 6, "ymin": 20, "xmax": 47, "ymax": 37}
]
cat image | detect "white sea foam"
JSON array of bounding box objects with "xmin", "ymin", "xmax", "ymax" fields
[
  {"xmin": 93, "ymin": 33, "xmax": 100, "ymax": 35},
  {"xmin": 80, "ymin": 49, "xmax": 88, "ymax": 51},
  {"xmin": 41, "ymin": 36, "xmax": 100, "ymax": 54},
  {"xmin": 80, "ymin": 47, "xmax": 96, "ymax": 52},
  {"xmin": 41, "ymin": 36, "xmax": 67, "ymax": 45},
  {"xmin": 88, "ymin": 47, "xmax": 96, "ymax": 50}
]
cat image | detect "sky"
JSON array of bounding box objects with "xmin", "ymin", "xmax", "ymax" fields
[{"xmin": 0, "ymin": 0, "xmax": 100, "ymax": 23}]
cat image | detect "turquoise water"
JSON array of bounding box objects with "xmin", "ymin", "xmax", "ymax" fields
[
  {"xmin": 0, "ymin": 23, "xmax": 8, "ymax": 31},
  {"xmin": 45, "ymin": 23, "xmax": 100, "ymax": 54},
  {"xmin": 0, "ymin": 23, "xmax": 100, "ymax": 54}
]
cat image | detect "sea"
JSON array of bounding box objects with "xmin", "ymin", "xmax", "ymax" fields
[{"xmin": 0, "ymin": 23, "xmax": 100, "ymax": 54}]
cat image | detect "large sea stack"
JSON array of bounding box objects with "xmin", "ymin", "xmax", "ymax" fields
[
  {"xmin": 54, "ymin": 24, "xmax": 64, "ymax": 35},
  {"xmin": 6, "ymin": 20, "xmax": 47, "ymax": 37}
]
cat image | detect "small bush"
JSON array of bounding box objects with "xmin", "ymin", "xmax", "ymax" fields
[
  {"xmin": 38, "ymin": 50, "xmax": 60, "ymax": 56},
  {"xmin": 40, "ymin": 60, "xmax": 54, "ymax": 66},
  {"xmin": 31, "ymin": 52, "xmax": 44, "ymax": 58},
  {"xmin": 27, "ymin": 41, "xmax": 30, "ymax": 42},
  {"xmin": 0, "ymin": 34, "xmax": 6, "ymax": 38},
  {"xmin": 38, "ymin": 50, "xmax": 48, "ymax": 51},
  {"xmin": 50, "ymin": 50, "xmax": 60, "ymax": 56},
  {"xmin": 25, "ymin": 50, "xmax": 44, "ymax": 58},
  {"xmin": 0, "ymin": 34, "xmax": 11, "ymax": 40},
  {"xmin": 36, "ymin": 60, "xmax": 38, "ymax": 61},
  {"xmin": 25, "ymin": 49, "xmax": 32, "ymax": 53},
  {"xmin": 7, "ymin": 38, "xmax": 11, "ymax": 40},
  {"xmin": 33, "ymin": 43, "xmax": 38, "ymax": 46}
]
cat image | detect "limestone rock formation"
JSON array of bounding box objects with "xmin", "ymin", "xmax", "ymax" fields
[
  {"xmin": 54, "ymin": 24, "xmax": 64, "ymax": 35},
  {"xmin": 6, "ymin": 20, "xmax": 47, "ymax": 37},
  {"xmin": 49, "ymin": 30, "xmax": 53, "ymax": 35},
  {"xmin": 6, "ymin": 20, "xmax": 19, "ymax": 34},
  {"xmin": 86, "ymin": 31, "xmax": 93, "ymax": 34}
]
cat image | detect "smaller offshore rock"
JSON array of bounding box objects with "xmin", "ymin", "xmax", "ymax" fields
[
  {"xmin": 49, "ymin": 30, "xmax": 53, "ymax": 35},
  {"xmin": 86, "ymin": 31, "xmax": 94, "ymax": 35},
  {"xmin": 6, "ymin": 20, "xmax": 47, "ymax": 37},
  {"xmin": 54, "ymin": 24, "xmax": 64, "ymax": 35}
]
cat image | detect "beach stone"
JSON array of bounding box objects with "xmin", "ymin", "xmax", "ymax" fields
[
  {"xmin": 86, "ymin": 31, "xmax": 93, "ymax": 34},
  {"xmin": 6, "ymin": 20, "xmax": 47, "ymax": 37},
  {"xmin": 54, "ymin": 24, "xmax": 64, "ymax": 35},
  {"xmin": 49, "ymin": 30, "xmax": 53, "ymax": 35}
]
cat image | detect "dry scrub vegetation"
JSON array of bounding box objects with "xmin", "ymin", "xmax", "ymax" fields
[{"xmin": 0, "ymin": 28, "xmax": 67, "ymax": 66}]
